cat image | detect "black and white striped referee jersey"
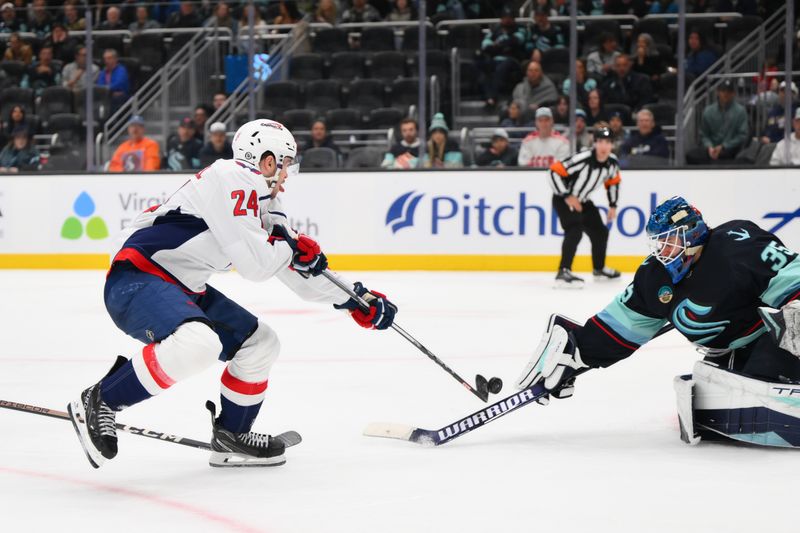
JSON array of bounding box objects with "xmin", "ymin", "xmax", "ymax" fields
[{"xmin": 548, "ymin": 149, "xmax": 621, "ymax": 207}]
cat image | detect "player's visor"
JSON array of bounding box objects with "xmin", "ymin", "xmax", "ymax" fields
[
  {"xmin": 277, "ymin": 155, "xmax": 295, "ymax": 170},
  {"xmin": 647, "ymin": 226, "xmax": 687, "ymax": 266},
  {"xmin": 285, "ymin": 161, "xmax": 299, "ymax": 177}
]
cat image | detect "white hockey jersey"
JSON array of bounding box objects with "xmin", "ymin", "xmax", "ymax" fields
[
  {"xmin": 517, "ymin": 131, "xmax": 571, "ymax": 168},
  {"xmin": 111, "ymin": 158, "xmax": 348, "ymax": 304}
]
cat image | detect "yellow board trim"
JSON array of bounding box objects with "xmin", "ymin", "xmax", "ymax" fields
[
  {"xmin": 0, "ymin": 254, "xmax": 646, "ymax": 272},
  {"xmin": 0, "ymin": 254, "xmax": 111, "ymax": 269}
]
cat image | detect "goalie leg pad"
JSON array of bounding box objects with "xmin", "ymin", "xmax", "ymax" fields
[
  {"xmin": 689, "ymin": 360, "xmax": 800, "ymax": 448},
  {"xmin": 673, "ymin": 374, "xmax": 701, "ymax": 445}
]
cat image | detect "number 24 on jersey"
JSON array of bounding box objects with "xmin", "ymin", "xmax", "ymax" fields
[{"xmin": 231, "ymin": 190, "xmax": 258, "ymax": 217}]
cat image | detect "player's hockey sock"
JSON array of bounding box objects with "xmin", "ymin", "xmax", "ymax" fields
[
  {"xmin": 217, "ymin": 367, "xmax": 268, "ymax": 433},
  {"xmin": 101, "ymin": 344, "xmax": 171, "ymax": 410}
]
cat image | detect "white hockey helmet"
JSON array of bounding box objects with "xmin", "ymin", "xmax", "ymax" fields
[{"xmin": 232, "ymin": 119, "xmax": 297, "ymax": 171}]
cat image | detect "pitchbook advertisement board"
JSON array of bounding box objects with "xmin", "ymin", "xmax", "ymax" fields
[{"xmin": 0, "ymin": 168, "xmax": 797, "ymax": 271}]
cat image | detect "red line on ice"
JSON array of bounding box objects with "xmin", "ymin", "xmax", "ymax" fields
[{"xmin": 0, "ymin": 466, "xmax": 267, "ymax": 533}]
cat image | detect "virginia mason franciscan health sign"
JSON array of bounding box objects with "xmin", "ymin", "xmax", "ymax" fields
[{"xmin": 0, "ymin": 168, "xmax": 797, "ymax": 271}]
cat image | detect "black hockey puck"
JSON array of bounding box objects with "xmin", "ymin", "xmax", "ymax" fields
[{"xmin": 488, "ymin": 377, "xmax": 503, "ymax": 394}]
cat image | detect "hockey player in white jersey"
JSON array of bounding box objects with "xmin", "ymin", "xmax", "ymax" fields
[{"xmin": 68, "ymin": 120, "xmax": 397, "ymax": 468}]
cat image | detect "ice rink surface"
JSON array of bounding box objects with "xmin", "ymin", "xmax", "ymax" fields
[{"xmin": 1, "ymin": 269, "xmax": 798, "ymax": 533}]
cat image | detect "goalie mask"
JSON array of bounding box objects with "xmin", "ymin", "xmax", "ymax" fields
[{"xmin": 646, "ymin": 196, "xmax": 709, "ymax": 284}]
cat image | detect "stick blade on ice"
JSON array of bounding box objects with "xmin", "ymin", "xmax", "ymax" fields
[{"xmin": 363, "ymin": 422, "xmax": 417, "ymax": 441}]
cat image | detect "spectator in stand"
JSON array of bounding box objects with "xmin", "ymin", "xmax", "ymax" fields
[
  {"xmin": 686, "ymin": 80, "xmax": 749, "ymax": 164},
  {"xmin": 685, "ymin": 29, "xmax": 718, "ymax": 79},
  {"xmin": 3, "ymin": 32, "xmax": 33, "ymax": 64},
  {"xmin": 425, "ymin": 113, "xmax": 463, "ymax": 168},
  {"xmin": 99, "ymin": 6, "xmax": 125, "ymax": 30},
  {"xmin": 0, "ymin": 105, "xmax": 32, "ymax": 146},
  {"xmin": 562, "ymin": 58, "xmax": 596, "ymax": 108},
  {"xmin": 212, "ymin": 92, "xmax": 227, "ymax": 110},
  {"xmin": 619, "ymin": 108, "xmax": 669, "ymax": 165},
  {"xmin": 587, "ymin": 33, "xmax": 620, "ymax": 77},
  {"xmin": 167, "ymin": 1, "xmax": 202, "ymax": 28},
  {"xmin": 382, "ymin": 117, "xmax": 420, "ymax": 169},
  {"xmin": 165, "ymin": 117, "xmax": 203, "ymax": 170},
  {"xmin": 480, "ymin": 6, "xmax": 527, "ymax": 107},
  {"xmin": 574, "ymin": 108, "xmax": 592, "ymax": 150},
  {"xmin": 476, "ymin": 127, "xmax": 518, "ymax": 167},
  {"xmin": 585, "ymin": 88, "xmax": 606, "ymax": 126},
  {"xmin": 273, "ymin": 1, "xmax": 302, "ymax": 25},
  {"xmin": 500, "ymin": 100, "xmax": 534, "ymax": 138},
  {"xmin": 761, "ymin": 81, "xmax": 798, "ymax": 144},
  {"xmin": 303, "ymin": 119, "xmax": 341, "ymax": 156},
  {"xmin": 341, "ymin": 0, "xmax": 382, "ymax": 23},
  {"xmin": 314, "ymin": 0, "xmax": 338, "ymax": 24},
  {"xmin": 108, "ymin": 115, "xmax": 161, "ymax": 172},
  {"xmin": 237, "ymin": 4, "xmax": 267, "ymax": 41},
  {"xmin": 512, "ymin": 61, "xmax": 559, "ymax": 114},
  {"xmin": 62, "ymin": 45, "xmax": 99, "ymax": 91},
  {"xmin": 552, "ymin": 95, "xmax": 569, "ymax": 125},
  {"xmin": 199, "ymin": 122, "xmax": 233, "ymax": 167},
  {"xmin": 24, "ymin": 44, "xmax": 60, "ymax": 95},
  {"xmin": 0, "ymin": 127, "xmax": 40, "ymax": 172},
  {"xmin": 49, "ymin": 22, "xmax": 77, "ymax": 63},
  {"xmin": 387, "ymin": 0, "xmax": 415, "ymax": 22},
  {"xmin": 518, "ymin": 107, "xmax": 570, "ymax": 167},
  {"xmin": 29, "ymin": 0, "xmax": 52, "ymax": 39},
  {"xmin": 4, "ymin": 104, "xmax": 29, "ymax": 131},
  {"xmin": 205, "ymin": 2, "xmax": 234, "ymax": 33},
  {"xmin": 607, "ymin": 110, "xmax": 627, "ymax": 154},
  {"xmin": 0, "ymin": 2, "xmax": 27, "ymax": 33},
  {"xmin": 770, "ymin": 108, "xmax": 800, "ymax": 166},
  {"xmin": 193, "ymin": 105, "xmax": 211, "ymax": 141},
  {"xmin": 130, "ymin": 5, "xmax": 160, "ymax": 32},
  {"xmin": 600, "ymin": 54, "xmax": 653, "ymax": 110},
  {"xmin": 530, "ymin": 6, "xmax": 565, "ymax": 53},
  {"xmin": 97, "ymin": 49, "xmax": 130, "ymax": 111},
  {"xmin": 63, "ymin": 1, "xmax": 85, "ymax": 31},
  {"xmin": 632, "ymin": 33, "xmax": 664, "ymax": 84}
]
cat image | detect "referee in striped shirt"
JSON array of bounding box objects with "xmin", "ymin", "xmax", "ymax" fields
[{"xmin": 549, "ymin": 127, "xmax": 621, "ymax": 287}]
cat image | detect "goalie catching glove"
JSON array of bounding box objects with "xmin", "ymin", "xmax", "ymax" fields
[
  {"xmin": 334, "ymin": 282, "xmax": 397, "ymax": 330},
  {"xmin": 270, "ymin": 225, "xmax": 328, "ymax": 277},
  {"xmin": 515, "ymin": 314, "xmax": 588, "ymax": 404}
]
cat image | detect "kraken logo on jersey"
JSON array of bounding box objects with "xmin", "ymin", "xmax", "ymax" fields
[{"xmin": 672, "ymin": 299, "xmax": 730, "ymax": 344}]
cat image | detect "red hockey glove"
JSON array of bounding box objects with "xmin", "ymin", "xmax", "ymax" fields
[
  {"xmin": 270, "ymin": 225, "xmax": 328, "ymax": 277},
  {"xmin": 334, "ymin": 282, "xmax": 397, "ymax": 330}
]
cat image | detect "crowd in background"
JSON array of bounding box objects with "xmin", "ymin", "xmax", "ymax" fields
[{"xmin": 0, "ymin": 0, "xmax": 796, "ymax": 171}]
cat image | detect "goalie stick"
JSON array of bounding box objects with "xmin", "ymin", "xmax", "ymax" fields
[
  {"xmin": 0, "ymin": 399, "xmax": 302, "ymax": 450},
  {"xmin": 322, "ymin": 269, "xmax": 501, "ymax": 402},
  {"xmin": 364, "ymin": 323, "xmax": 675, "ymax": 446}
]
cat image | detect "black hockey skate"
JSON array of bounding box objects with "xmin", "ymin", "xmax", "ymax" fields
[
  {"xmin": 207, "ymin": 401, "xmax": 287, "ymax": 467},
  {"xmin": 555, "ymin": 268, "xmax": 585, "ymax": 289},
  {"xmin": 593, "ymin": 267, "xmax": 621, "ymax": 280},
  {"xmin": 67, "ymin": 356, "xmax": 126, "ymax": 469}
]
